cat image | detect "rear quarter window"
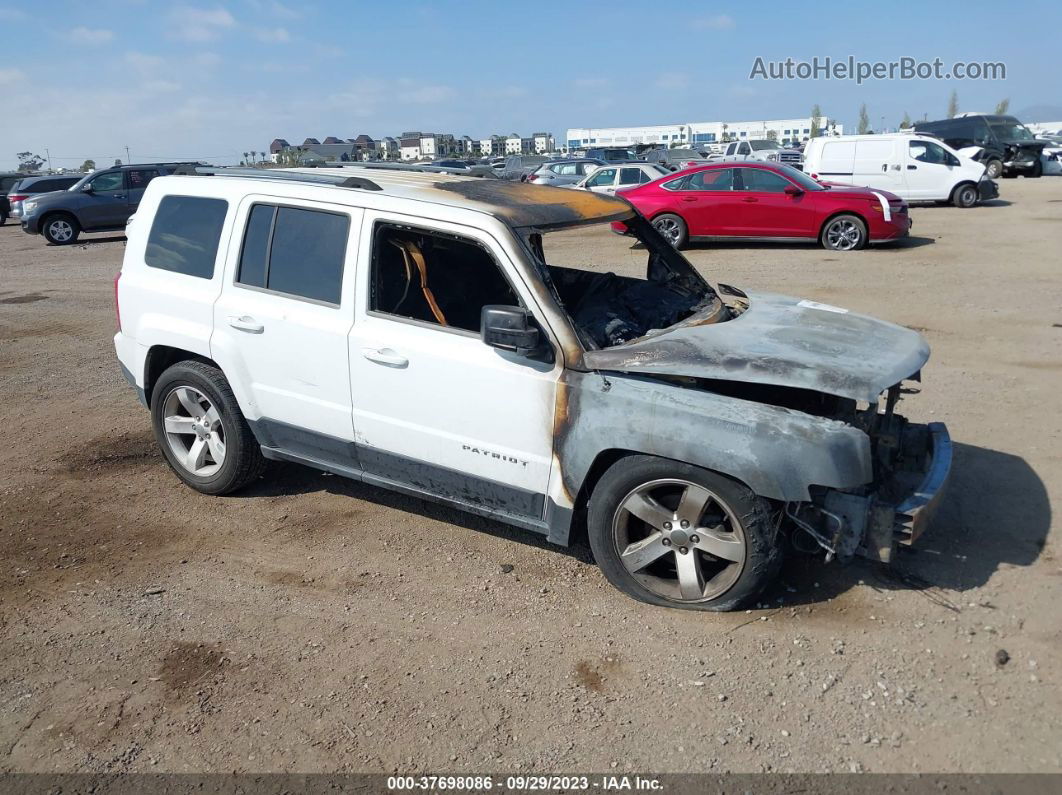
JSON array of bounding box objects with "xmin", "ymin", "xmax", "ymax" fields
[{"xmin": 145, "ymin": 195, "xmax": 228, "ymax": 279}]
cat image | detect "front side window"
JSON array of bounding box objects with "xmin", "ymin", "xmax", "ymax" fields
[
  {"xmin": 237, "ymin": 204, "xmax": 349, "ymax": 304},
  {"xmin": 910, "ymin": 140, "xmax": 951, "ymax": 165},
  {"xmin": 586, "ymin": 168, "xmax": 616, "ymax": 187},
  {"xmin": 739, "ymin": 168, "xmax": 791, "ymax": 192},
  {"xmin": 145, "ymin": 195, "xmax": 228, "ymax": 279},
  {"xmin": 687, "ymin": 169, "xmax": 734, "ymax": 191},
  {"xmin": 89, "ymin": 171, "xmax": 124, "ymax": 193},
  {"xmin": 370, "ymin": 223, "xmax": 519, "ymax": 333},
  {"xmin": 737, "ymin": 143, "xmax": 751, "ymax": 155}
]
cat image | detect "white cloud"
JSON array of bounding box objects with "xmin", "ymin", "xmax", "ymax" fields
[
  {"xmin": 247, "ymin": 0, "xmax": 300, "ymax": 19},
  {"xmin": 396, "ymin": 80, "xmax": 455, "ymax": 104},
  {"xmin": 192, "ymin": 52, "xmax": 222, "ymax": 67},
  {"xmin": 64, "ymin": 26, "xmax": 115, "ymax": 44},
  {"xmin": 143, "ymin": 79, "xmax": 183, "ymax": 93},
  {"xmin": 655, "ymin": 72, "xmax": 690, "ymax": 91},
  {"xmin": 574, "ymin": 77, "xmax": 609, "ymax": 89},
  {"xmin": 253, "ymin": 26, "xmax": 290, "ymax": 43},
  {"xmin": 694, "ymin": 14, "xmax": 735, "ymax": 30},
  {"xmin": 0, "ymin": 67, "xmax": 25, "ymax": 84},
  {"xmin": 167, "ymin": 5, "xmax": 236, "ymax": 42},
  {"xmin": 125, "ymin": 51, "xmax": 166, "ymax": 74}
]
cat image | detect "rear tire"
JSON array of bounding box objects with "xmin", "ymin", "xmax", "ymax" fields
[
  {"xmin": 951, "ymin": 183, "xmax": 978, "ymax": 208},
  {"xmin": 150, "ymin": 361, "xmax": 266, "ymax": 495},
  {"xmin": 1028, "ymin": 159, "xmax": 1043, "ymax": 178},
  {"xmin": 588, "ymin": 455, "xmax": 782, "ymax": 611},
  {"xmin": 42, "ymin": 213, "xmax": 80, "ymax": 245},
  {"xmin": 651, "ymin": 213, "xmax": 688, "ymax": 248},
  {"xmin": 984, "ymin": 159, "xmax": 1003, "ymax": 179},
  {"xmin": 0, "ymin": 210, "xmax": 7, "ymax": 226},
  {"xmin": 821, "ymin": 214, "xmax": 867, "ymax": 251}
]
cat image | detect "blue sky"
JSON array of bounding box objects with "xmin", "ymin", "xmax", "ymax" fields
[{"xmin": 0, "ymin": 0, "xmax": 1055, "ymax": 169}]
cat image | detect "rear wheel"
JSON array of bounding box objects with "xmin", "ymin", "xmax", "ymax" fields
[
  {"xmin": 42, "ymin": 214, "xmax": 80, "ymax": 245},
  {"xmin": 150, "ymin": 361, "xmax": 266, "ymax": 495},
  {"xmin": 821, "ymin": 214, "xmax": 867, "ymax": 251},
  {"xmin": 951, "ymin": 183, "xmax": 978, "ymax": 208},
  {"xmin": 0, "ymin": 210, "xmax": 7, "ymax": 226},
  {"xmin": 1028, "ymin": 159, "xmax": 1043, "ymax": 178},
  {"xmin": 651, "ymin": 213, "xmax": 688, "ymax": 248},
  {"xmin": 984, "ymin": 159, "xmax": 1003, "ymax": 179},
  {"xmin": 588, "ymin": 456, "xmax": 782, "ymax": 611}
]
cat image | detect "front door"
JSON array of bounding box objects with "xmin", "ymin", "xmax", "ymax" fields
[
  {"xmin": 211, "ymin": 197, "xmax": 362, "ymax": 459},
  {"xmin": 584, "ymin": 167, "xmax": 618, "ymax": 193},
  {"xmin": 732, "ymin": 167, "xmax": 817, "ymax": 237},
  {"xmin": 904, "ymin": 139, "xmax": 959, "ymax": 200},
  {"xmin": 347, "ymin": 213, "xmax": 559, "ymax": 520},
  {"xmin": 78, "ymin": 170, "xmax": 129, "ymax": 229}
]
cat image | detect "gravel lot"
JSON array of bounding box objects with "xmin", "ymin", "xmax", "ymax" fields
[{"xmin": 1, "ymin": 178, "xmax": 1059, "ymax": 775}]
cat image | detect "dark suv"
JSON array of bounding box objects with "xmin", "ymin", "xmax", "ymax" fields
[
  {"xmin": 914, "ymin": 115, "xmax": 1045, "ymax": 179},
  {"xmin": 20, "ymin": 162, "xmax": 201, "ymax": 244}
]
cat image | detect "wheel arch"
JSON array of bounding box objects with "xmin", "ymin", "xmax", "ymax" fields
[
  {"xmin": 818, "ymin": 208, "xmax": 869, "ymax": 241},
  {"xmin": 950, "ymin": 179, "xmax": 978, "ymax": 202},
  {"xmin": 144, "ymin": 345, "xmax": 220, "ymax": 406}
]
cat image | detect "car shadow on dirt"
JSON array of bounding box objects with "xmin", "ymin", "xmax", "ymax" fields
[
  {"xmin": 53, "ymin": 235, "xmax": 126, "ymax": 247},
  {"xmin": 776, "ymin": 441, "xmax": 1050, "ymax": 608}
]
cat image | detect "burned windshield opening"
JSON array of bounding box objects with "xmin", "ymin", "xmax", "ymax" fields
[{"xmin": 523, "ymin": 214, "xmax": 722, "ymax": 350}]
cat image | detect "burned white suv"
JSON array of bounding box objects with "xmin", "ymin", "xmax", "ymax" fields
[{"xmin": 114, "ymin": 165, "xmax": 951, "ymax": 611}]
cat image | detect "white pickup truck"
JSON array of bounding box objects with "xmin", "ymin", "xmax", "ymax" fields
[
  {"xmin": 713, "ymin": 139, "xmax": 804, "ymax": 167},
  {"xmin": 113, "ymin": 165, "xmax": 951, "ymax": 611}
]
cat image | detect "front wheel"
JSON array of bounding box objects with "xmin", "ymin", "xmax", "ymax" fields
[
  {"xmin": 651, "ymin": 213, "xmax": 688, "ymax": 248},
  {"xmin": 951, "ymin": 183, "xmax": 978, "ymax": 208},
  {"xmin": 984, "ymin": 159, "xmax": 1003, "ymax": 179},
  {"xmin": 821, "ymin": 214, "xmax": 867, "ymax": 251},
  {"xmin": 588, "ymin": 456, "xmax": 782, "ymax": 611},
  {"xmin": 42, "ymin": 214, "xmax": 80, "ymax": 245},
  {"xmin": 150, "ymin": 361, "xmax": 266, "ymax": 495}
]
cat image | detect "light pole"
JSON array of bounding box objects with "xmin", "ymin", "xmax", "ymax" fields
[
  {"xmin": 45, "ymin": 148, "xmax": 52, "ymax": 171},
  {"xmin": 125, "ymin": 146, "xmax": 131, "ymax": 165}
]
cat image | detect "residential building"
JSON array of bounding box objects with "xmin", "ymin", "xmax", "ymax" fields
[
  {"xmin": 400, "ymin": 132, "xmax": 423, "ymax": 161},
  {"xmin": 377, "ymin": 136, "xmax": 398, "ymax": 160},
  {"xmin": 270, "ymin": 130, "xmax": 553, "ymax": 163},
  {"xmin": 532, "ymin": 132, "xmax": 554, "ymax": 154},
  {"xmin": 565, "ymin": 117, "xmax": 841, "ymax": 152}
]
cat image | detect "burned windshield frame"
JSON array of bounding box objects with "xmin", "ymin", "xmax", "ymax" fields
[{"xmin": 518, "ymin": 213, "xmax": 719, "ymax": 351}]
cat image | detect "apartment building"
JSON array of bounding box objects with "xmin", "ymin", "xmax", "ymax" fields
[{"xmin": 565, "ymin": 117, "xmax": 841, "ymax": 151}]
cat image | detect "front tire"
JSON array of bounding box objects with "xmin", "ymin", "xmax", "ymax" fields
[
  {"xmin": 588, "ymin": 456, "xmax": 782, "ymax": 611},
  {"xmin": 150, "ymin": 361, "xmax": 266, "ymax": 495},
  {"xmin": 42, "ymin": 214, "xmax": 80, "ymax": 245},
  {"xmin": 821, "ymin": 214, "xmax": 867, "ymax": 251},
  {"xmin": 951, "ymin": 183, "xmax": 978, "ymax": 208},
  {"xmin": 984, "ymin": 159, "xmax": 1003, "ymax": 179},
  {"xmin": 1028, "ymin": 159, "xmax": 1043, "ymax": 178},
  {"xmin": 652, "ymin": 213, "xmax": 688, "ymax": 248}
]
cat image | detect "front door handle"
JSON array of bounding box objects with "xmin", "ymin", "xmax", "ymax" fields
[
  {"xmin": 362, "ymin": 347, "xmax": 409, "ymax": 368},
  {"xmin": 228, "ymin": 315, "xmax": 264, "ymax": 333},
  {"xmin": 907, "ymin": 165, "xmax": 918, "ymax": 170}
]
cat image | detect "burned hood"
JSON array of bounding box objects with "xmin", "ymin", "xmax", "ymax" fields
[{"xmin": 582, "ymin": 291, "xmax": 929, "ymax": 403}]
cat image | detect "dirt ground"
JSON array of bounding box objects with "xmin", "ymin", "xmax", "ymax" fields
[{"xmin": 1, "ymin": 178, "xmax": 1060, "ymax": 775}]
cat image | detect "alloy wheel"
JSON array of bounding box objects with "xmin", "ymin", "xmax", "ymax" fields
[
  {"xmin": 653, "ymin": 217, "xmax": 681, "ymax": 246},
  {"xmin": 48, "ymin": 219, "xmax": 74, "ymax": 243},
  {"xmin": 612, "ymin": 478, "xmax": 747, "ymax": 602},
  {"xmin": 825, "ymin": 218, "xmax": 862, "ymax": 250},
  {"xmin": 161, "ymin": 386, "xmax": 226, "ymax": 476}
]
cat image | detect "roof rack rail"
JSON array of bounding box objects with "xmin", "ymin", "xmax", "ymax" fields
[
  {"xmin": 322, "ymin": 162, "xmax": 496, "ymax": 178},
  {"xmin": 192, "ymin": 166, "xmax": 382, "ymax": 191}
]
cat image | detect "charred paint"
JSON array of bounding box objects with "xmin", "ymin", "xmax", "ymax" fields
[{"xmin": 434, "ymin": 179, "xmax": 633, "ymax": 229}]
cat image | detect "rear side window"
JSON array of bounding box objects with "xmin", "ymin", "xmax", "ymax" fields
[
  {"xmin": 145, "ymin": 195, "xmax": 228, "ymax": 279},
  {"xmin": 237, "ymin": 204, "xmax": 349, "ymax": 305}
]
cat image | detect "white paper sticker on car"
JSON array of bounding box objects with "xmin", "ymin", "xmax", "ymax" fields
[{"xmin": 798, "ymin": 299, "xmax": 849, "ymax": 314}]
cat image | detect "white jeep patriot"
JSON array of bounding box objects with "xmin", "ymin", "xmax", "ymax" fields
[{"xmin": 114, "ymin": 165, "xmax": 951, "ymax": 611}]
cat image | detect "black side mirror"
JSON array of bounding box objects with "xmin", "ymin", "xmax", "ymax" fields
[{"xmin": 481, "ymin": 305, "xmax": 547, "ymax": 359}]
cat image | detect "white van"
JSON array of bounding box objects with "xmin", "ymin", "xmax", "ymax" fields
[{"xmin": 802, "ymin": 134, "xmax": 998, "ymax": 207}]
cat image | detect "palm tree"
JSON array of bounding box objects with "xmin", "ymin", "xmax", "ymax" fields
[{"xmin": 242, "ymin": 152, "xmax": 249, "ymax": 165}]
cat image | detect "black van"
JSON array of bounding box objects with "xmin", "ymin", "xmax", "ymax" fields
[{"xmin": 914, "ymin": 114, "xmax": 1044, "ymax": 179}]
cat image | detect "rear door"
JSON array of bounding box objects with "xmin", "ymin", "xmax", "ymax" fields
[
  {"xmin": 211, "ymin": 196, "xmax": 362, "ymax": 458},
  {"xmin": 813, "ymin": 140, "xmax": 856, "ymax": 181},
  {"xmin": 674, "ymin": 168, "xmax": 741, "ymax": 235},
  {"xmin": 852, "ymin": 139, "xmax": 905, "ymax": 194},
  {"xmin": 124, "ymin": 168, "xmax": 161, "ymax": 216}
]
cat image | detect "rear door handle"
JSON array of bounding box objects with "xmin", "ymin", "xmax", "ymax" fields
[
  {"xmin": 742, "ymin": 197, "xmax": 759, "ymax": 202},
  {"xmin": 362, "ymin": 347, "xmax": 409, "ymax": 368},
  {"xmin": 228, "ymin": 315, "xmax": 264, "ymax": 333},
  {"xmin": 681, "ymin": 196, "xmax": 698, "ymax": 202}
]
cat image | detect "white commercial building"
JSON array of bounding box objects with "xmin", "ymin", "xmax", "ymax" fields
[{"xmin": 565, "ymin": 117, "xmax": 840, "ymax": 151}]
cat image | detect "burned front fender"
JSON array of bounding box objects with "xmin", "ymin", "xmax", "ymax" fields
[{"xmin": 555, "ymin": 371, "xmax": 873, "ymax": 509}]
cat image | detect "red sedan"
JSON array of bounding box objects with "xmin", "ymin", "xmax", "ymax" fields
[{"xmin": 613, "ymin": 162, "xmax": 911, "ymax": 251}]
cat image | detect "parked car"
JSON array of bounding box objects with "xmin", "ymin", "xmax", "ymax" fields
[
  {"xmin": 616, "ymin": 161, "xmax": 911, "ymax": 250},
  {"xmin": 802, "ymin": 133, "xmax": 998, "ymax": 207},
  {"xmin": 915, "ymin": 114, "xmax": 1045, "ymax": 178},
  {"xmin": 499, "ymin": 154, "xmax": 550, "ymax": 181},
  {"xmin": 644, "ymin": 148, "xmax": 710, "ymax": 172},
  {"xmin": 20, "ymin": 162, "xmax": 201, "ymax": 244},
  {"xmin": 1036, "ymin": 136, "xmax": 1062, "ymax": 175},
  {"xmin": 714, "ymin": 139, "xmax": 804, "ymax": 167},
  {"xmin": 584, "ymin": 147, "xmax": 638, "ymax": 163},
  {"xmin": 113, "ymin": 165, "xmax": 949, "ymax": 610},
  {"xmin": 0, "ymin": 172, "xmax": 28, "ymax": 225},
  {"xmin": 525, "ymin": 158, "xmax": 605, "ymax": 186},
  {"xmin": 5, "ymin": 174, "xmax": 83, "ymax": 221},
  {"xmin": 569, "ymin": 163, "xmax": 671, "ymax": 194}
]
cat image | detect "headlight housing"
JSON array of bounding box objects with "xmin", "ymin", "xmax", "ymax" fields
[{"xmin": 766, "ymin": 153, "xmax": 778, "ymax": 161}]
